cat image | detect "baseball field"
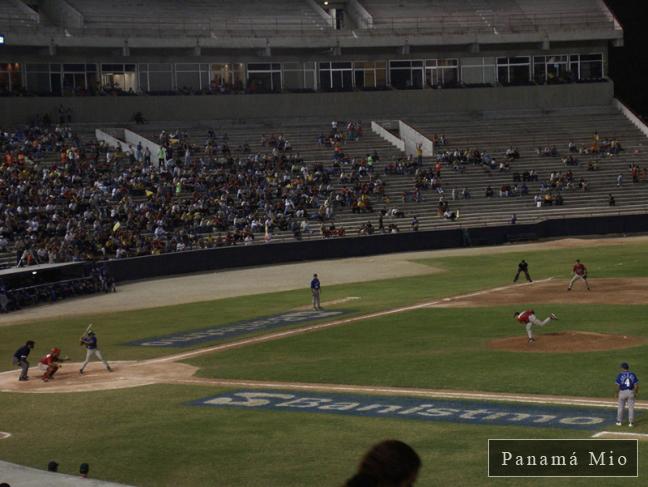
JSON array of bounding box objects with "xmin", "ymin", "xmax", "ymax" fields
[{"xmin": 1, "ymin": 236, "xmax": 647, "ymax": 486}]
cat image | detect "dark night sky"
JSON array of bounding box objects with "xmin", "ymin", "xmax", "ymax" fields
[{"xmin": 605, "ymin": 1, "xmax": 648, "ymax": 115}]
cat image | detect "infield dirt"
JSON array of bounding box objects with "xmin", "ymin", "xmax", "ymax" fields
[
  {"xmin": 488, "ymin": 331, "xmax": 647, "ymax": 353},
  {"xmin": 3, "ymin": 235, "xmax": 648, "ymax": 326},
  {"xmin": 429, "ymin": 277, "xmax": 648, "ymax": 307}
]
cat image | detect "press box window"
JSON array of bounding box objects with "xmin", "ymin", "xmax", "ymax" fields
[
  {"xmin": 247, "ymin": 63, "xmax": 281, "ymax": 93},
  {"xmin": 319, "ymin": 62, "xmax": 352, "ymax": 91},
  {"xmin": 101, "ymin": 64, "xmax": 137, "ymax": 91}
]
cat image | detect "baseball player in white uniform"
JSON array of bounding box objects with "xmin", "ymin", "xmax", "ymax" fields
[{"xmin": 514, "ymin": 310, "xmax": 558, "ymax": 343}]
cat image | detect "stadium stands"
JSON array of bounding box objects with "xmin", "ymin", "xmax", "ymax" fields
[
  {"xmin": 129, "ymin": 108, "xmax": 648, "ymax": 236},
  {"xmin": 390, "ymin": 107, "xmax": 647, "ymax": 228},
  {"xmin": 64, "ymin": 0, "xmax": 331, "ymax": 35},
  {"xmin": 0, "ymin": 0, "xmax": 39, "ymax": 28},
  {"xmin": 359, "ymin": 0, "xmax": 614, "ymax": 34},
  {"xmin": 2, "ymin": 105, "xmax": 647, "ymax": 271}
]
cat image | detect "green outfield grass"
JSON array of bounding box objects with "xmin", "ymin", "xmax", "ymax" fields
[
  {"xmin": 0, "ymin": 384, "xmax": 643, "ymax": 487},
  {"xmin": 2, "ymin": 240, "xmax": 648, "ymax": 486},
  {"xmin": 187, "ymin": 304, "xmax": 648, "ymax": 400},
  {"xmin": 2, "ymin": 241, "xmax": 648, "ymax": 372}
]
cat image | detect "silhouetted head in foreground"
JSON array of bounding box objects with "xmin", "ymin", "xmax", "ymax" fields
[{"xmin": 344, "ymin": 439, "xmax": 421, "ymax": 487}]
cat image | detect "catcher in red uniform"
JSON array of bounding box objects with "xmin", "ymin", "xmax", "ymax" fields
[
  {"xmin": 514, "ymin": 310, "xmax": 558, "ymax": 343},
  {"xmin": 568, "ymin": 259, "xmax": 591, "ymax": 291},
  {"xmin": 38, "ymin": 348, "xmax": 69, "ymax": 382}
]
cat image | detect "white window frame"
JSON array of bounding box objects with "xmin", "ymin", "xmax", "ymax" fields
[{"xmin": 388, "ymin": 59, "xmax": 424, "ymax": 88}]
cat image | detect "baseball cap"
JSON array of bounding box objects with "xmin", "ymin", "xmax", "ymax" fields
[
  {"xmin": 47, "ymin": 460, "xmax": 59, "ymax": 472},
  {"xmin": 621, "ymin": 362, "xmax": 629, "ymax": 370}
]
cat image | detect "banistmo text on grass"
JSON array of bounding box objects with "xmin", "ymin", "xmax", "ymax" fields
[
  {"xmin": 129, "ymin": 310, "xmax": 345, "ymax": 347},
  {"xmin": 192, "ymin": 391, "xmax": 614, "ymax": 430},
  {"xmin": 488, "ymin": 439, "xmax": 638, "ymax": 477}
]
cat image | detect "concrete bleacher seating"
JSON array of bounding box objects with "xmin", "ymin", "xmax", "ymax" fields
[
  {"xmin": 360, "ymin": 0, "xmax": 613, "ymax": 34},
  {"xmin": 128, "ymin": 106, "xmax": 648, "ymax": 243},
  {"xmin": 65, "ymin": 0, "xmax": 330, "ymax": 34},
  {"xmin": 1, "ymin": 106, "xmax": 645, "ymax": 268},
  {"xmin": 0, "ymin": 0, "xmax": 39, "ymax": 27},
  {"xmin": 398, "ymin": 107, "xmax": 648, "ymax": 229}
]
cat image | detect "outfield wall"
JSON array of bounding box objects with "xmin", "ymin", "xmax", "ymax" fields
[
  {"xmin": 103, "ymin": 212, "xmax": 648, "ymax": 282},
  {"xmin": 4, "ymin": 212, "xmax": 644, "ymax": 285},
  {"xmin": 0, "ymin": 82, "xmax": 613, "ymax": 125}
]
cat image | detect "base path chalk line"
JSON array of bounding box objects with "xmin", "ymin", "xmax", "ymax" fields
[
  {"xmin": 592, "ymin": 431, "xmax": 648, "ymax": 438},
  {"xmin": 160, "ymin": 375, "xmax": 648, "ymax": 410},
  {"xmin": 150, "ymin": 278, "xmax": 553, "ymax": 364}
]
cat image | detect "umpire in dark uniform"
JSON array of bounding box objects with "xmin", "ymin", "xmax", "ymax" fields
[
  {"xmin": 513, "ymin": 259, "xmax": 532, "ymax": 283},
  {"xmin": 12, "ymin": 340, "xmax": 35, "ymax": 381}
]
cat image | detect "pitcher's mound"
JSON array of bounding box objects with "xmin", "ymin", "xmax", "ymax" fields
[{"xmin": 489, "ymin": 331, "xmax": 647, "ymax": 353}]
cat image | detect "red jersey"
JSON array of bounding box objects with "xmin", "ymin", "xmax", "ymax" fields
[
  {"xmin": 516, "ymin": 310, "xmax": 534, "ymax": 323},
  {"xmin": 573, "ymin": 263, "xmax": 586, "ymax": 275},
  {"xmin": 39, "ymin": 353, "xmax": 58, "ymax": 366}
]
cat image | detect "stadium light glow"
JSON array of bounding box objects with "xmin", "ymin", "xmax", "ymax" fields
[{"xmin": 0, "ymin": 34, "xmax": 5, "ymax": 45}]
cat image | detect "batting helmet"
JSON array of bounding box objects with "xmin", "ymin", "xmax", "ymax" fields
[
  {"xmin": 50, "ymin": 347, "xmax": 61, "ymax": 355},
  {"xmin": 87, "ymin": 330, "xmax": 95, "ymax": 336}
]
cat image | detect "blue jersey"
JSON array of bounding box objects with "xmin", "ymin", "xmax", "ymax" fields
[
  {"xmin": 13, "ymin": 345, "xmax": 32, "ymax": 360},
  {"xmin": 616, "ymin": 371, "xmax": 639, "ymax": 391},
  {"xmin": 82, "ymin": 336, "xmax": 98, "ymax": 349},
  {"xmin": 310, "ymin": 278, "xmax": 320, "ymax": 290}
]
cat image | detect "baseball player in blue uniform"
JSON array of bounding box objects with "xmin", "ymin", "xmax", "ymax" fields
[
  {"xmin": 616, "ymin": 362, "xmax": 639, "ymax": 427},
  {"xmin": 12, "ymin": 340, "xmax": 35, "ymax": 381},
  {"xmin": 311, "ymin": 273, "xmax": 321, "ymax": 310},
  {"xmin": 79, "ymin": 330, "xmax": 112, "ymax": 374}
]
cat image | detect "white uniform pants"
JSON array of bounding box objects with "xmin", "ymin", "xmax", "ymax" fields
[
  {"xmin": 526, "ymin": 315, "xmax": 551, "ymax": 339},
  {"xmin": 617, "ymin": 389, "xmax": 636, "ymax": 423},
  {"xmin": 80, "ymin": 348, "xmax": 110, "ymax": 371},
  {"xmin": 569, "ymin": 274, "xmax": 590, "ymax": 289}
]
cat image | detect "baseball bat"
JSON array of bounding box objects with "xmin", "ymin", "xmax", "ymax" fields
[{"xmin": 80, "ymin": 323, "xmax": 93, "ymax": 341}]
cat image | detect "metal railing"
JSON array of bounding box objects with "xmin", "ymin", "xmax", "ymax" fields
[
  {"xmin": 0, "ymin": 10, "xmax": 616, "ymax": 39},
  {"xmin": 57, "ymin": 16, "xmax": 331, "ymax": 38},
  {"xmin": 362, "ymin": 11, "xmax": 615, "ymax": 34},
  {"xmin": 0, "ymin": 15, "xmax": 39, "ymax": 29}
]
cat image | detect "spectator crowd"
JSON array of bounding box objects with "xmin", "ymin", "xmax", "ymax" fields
[{"xmin": 0, "ymin": 120, "xmax": 636, "ymax": 272}]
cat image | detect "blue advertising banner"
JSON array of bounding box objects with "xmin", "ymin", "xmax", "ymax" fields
[
  {"xmin": 191, "ymin": 390, "xmax": 615, "ymax": 430},
  {"xmin": 129, "ymin": 310, "xmax": 346, "ymax": 347}
]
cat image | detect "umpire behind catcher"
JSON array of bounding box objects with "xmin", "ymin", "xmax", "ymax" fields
[{"xmin": 12, "ymin": 340, "xmax": 35, "ymax": 381}]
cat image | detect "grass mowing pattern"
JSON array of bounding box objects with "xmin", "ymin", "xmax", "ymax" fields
[
  {"xmin": 0, "ymin": 384, "xmax": 643, "ymax": 487},
  {"xmin": 1, "ymin": 241, "xmax": 648, "ymax": 485}
]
